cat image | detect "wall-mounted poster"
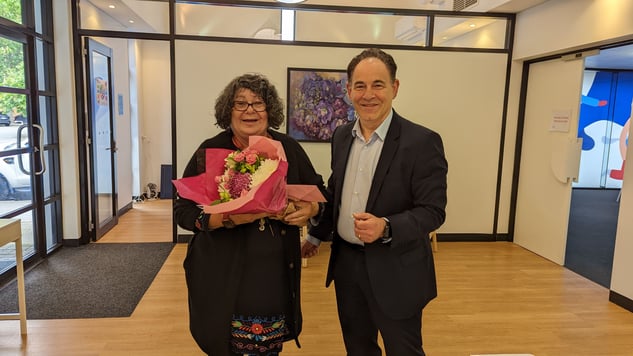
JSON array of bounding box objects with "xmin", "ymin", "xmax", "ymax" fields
[{"xmin": 286, "ymin": 68, "xmax": 355, "ymax": 142}]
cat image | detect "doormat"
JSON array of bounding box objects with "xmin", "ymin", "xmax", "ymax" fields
[{"xmin": 0, "ymin": 242, "xmax": 174, "ymax": 319}]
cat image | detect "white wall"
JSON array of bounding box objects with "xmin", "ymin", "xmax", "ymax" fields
[
  {"xmin": 510, "ymin": 0, "xmax": 633, "ymax": 299},
  {"xmin": 138, "ymin": 41, "xmax": 171, "ymax": 193},
  {"xmin": 513, "ymin": 0, "xmax": 633, "ymax": 61},
  {"xmin": 175, "ymin": 41, "xmax": 508, "ymax": 234},
  {"xmin": 129, "ymin": 40, "xmax": 141, "ymax": 198},
  {"xmin": 53, "ymin": 0, "xmax": 80, "ymax": 239},
  {"xmin": 612, "ymin": 121, "xmax": 633, "ymax": 299}
]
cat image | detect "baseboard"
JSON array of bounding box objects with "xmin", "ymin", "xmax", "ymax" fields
[
  {"xmin": 172, "ymin": 233, "xmax": 510, "ymax": 243},
  {"xmin": 62, "ymin": 238, "xmax": 81, "ymax": 247},
  {"xmin": 437, "ymin": 233, "xmax": 510, "ymax": 242},
  {"xmin": 609, "ymin": 290, "xmax": 633, "ymax": 313},
  {"xmin": 118, "ymin": 201, "xmax": 133, "ymax": 216}
]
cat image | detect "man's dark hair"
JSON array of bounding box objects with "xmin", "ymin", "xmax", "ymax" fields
[{"xmin": 346, "ymin": 48, "xmax": 398, "ymax": 82}]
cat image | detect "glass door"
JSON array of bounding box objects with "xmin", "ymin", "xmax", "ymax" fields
[
  {"xmin": 85, "ymin": 38, "xmax": 118, "ymax": 240},
  {"xmin": 0, "ymin": 31, "xmax": 37, "ymax": 273},
  {"xmin": 1, "ymin": 0, "xmax": 62, "ymax": 283}
]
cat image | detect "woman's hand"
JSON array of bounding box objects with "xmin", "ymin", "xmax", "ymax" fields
[
  {"xmin": 228, "ymin": 212, "xmax": 269, "ymax": 225},
  {"xmin": 282, "ymin": 200, "xmax": 319, "ymax": 226}
]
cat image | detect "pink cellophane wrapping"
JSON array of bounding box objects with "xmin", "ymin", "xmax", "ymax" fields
[{"xmin": 172, "ymin": 136, "xmax": 291, "ymax": 215}]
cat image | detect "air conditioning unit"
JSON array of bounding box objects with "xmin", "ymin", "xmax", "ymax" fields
[
  {"xmin": 394, "ymin": 16, "xmax": 427, "ymax": 44},
  {"xmin": 453, "ymin": 0, "xmax": 478, "ymax": 11}
]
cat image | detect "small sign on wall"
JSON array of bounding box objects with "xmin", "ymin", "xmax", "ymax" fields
[
  {"xmin": 118, "ymin": 94, "xmax": 124, "ymax": 116},
  {"xmin": 549, "ymin": 109, "xmax": 571, "ymax": 132}
]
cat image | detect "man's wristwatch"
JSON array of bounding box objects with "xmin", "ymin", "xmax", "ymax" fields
[
  {"xmin": 380, "ymin": 217, "xmax": 392, "ymax": 244},
  {"xmin": 222, "ymin": 214, "xmax": 236, "ymax": 229}
]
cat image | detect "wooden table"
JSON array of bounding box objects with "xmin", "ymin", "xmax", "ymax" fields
[{"xmin": 0, "ymin": 219, "xmax": 27, "ymax": 334}]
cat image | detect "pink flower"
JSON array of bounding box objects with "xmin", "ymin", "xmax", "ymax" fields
[
  {"xmin": 245, "ymin": 152, "xmax": 259, "ymax": 164},
  {"xmin": 227, "ymin": 172, "xmax": 251, "ymax": 199},
  {"xmin": 233, "ymin": 152, "xmax": 245, "ymax": 162},
  {"xmin": 211, "ymin": 140, "xmax": 272, "ymax": 204}
]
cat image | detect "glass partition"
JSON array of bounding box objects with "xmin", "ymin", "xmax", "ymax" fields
[
  {"xmin": 175, "ymin": 3, "xmax": 282, "ymax": 38},
  {"xmin": 296, "ymin": 11, "xmax": 429, "ymax": 47},
  {"xmin": 79, "ymin": 0, "xmax": 169, "ymax": 34},
  {"xmin": 433, "ymin": 16, "xmax": 508, "ymax": 49},
  {"xmin": 77, "ymin": 1, "xmax": 510, "ymax": 50}
]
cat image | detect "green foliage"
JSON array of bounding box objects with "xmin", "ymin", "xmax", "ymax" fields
[
  {"xmin": 0, "ymin": 0, "xmax": 23, "ymax": 24},
  {"xmin": 0, "ymin": 1, "xmax": 27, "ymax": 117}
]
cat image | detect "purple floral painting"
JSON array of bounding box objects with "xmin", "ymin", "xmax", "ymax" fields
[{"xmin": 287, "ymin": 68, "xmax": 355, "ymax": 142}]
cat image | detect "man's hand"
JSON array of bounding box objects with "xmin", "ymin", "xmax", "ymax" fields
[
  {"xmin": 301, "ymin": 239, "xmax": 319, "ymax": 258},
  {"xmin": 352, "ymin": 212, "xmax": 385, "ymax": 243}
]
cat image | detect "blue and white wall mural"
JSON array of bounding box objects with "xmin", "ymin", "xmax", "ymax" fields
[{"xmin": 575, "ymin": 70, "xmax": 631, "ymax": 188}]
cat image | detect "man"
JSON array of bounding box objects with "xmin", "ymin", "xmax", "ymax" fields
[{"xmin": 302, "ymin": 48, "xmax": 448, "ymax": 356}]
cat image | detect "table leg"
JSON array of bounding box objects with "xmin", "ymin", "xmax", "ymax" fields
[{"xmin": 14, "ymin": 238, "xmax": 27, "ymax": 335}]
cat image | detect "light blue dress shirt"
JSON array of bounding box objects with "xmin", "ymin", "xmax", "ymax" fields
[{"xmin": 307, "ymin": 110, "xmax": 393, "ymax": 246}]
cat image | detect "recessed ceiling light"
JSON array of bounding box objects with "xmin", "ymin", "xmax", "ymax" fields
[
  {"xmin": 108, "ymin": 5, "xmax": 115, "ymax": 9},
  {"xmin": 129, "ymin": 20, "xmax": 135, "ymax": 24},
  {"xmin": 276, "ymin": 0, "xmax": 306, "ymax": 3}
]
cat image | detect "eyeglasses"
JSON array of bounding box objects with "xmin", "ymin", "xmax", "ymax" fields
[{"xmin": 233, "ymin": 101, "xmax": 267, "ymax": 112}]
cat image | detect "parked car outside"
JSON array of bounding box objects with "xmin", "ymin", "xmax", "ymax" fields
[
  {"xmin": 0, "ymin": 113, "xmax": 10, "ymax": 127},
  {"xmin": 0, "ymin": 141, "xmax": 31, "ymax": 200}
]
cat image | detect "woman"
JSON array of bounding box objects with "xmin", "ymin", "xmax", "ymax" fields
[{"xmin": 174, "ymin": 73, "xmax": 326, "ymax": 356}]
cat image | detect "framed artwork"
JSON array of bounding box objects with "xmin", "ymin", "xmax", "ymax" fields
[{"xmin": 286, "ymin": 68, "xmax": 355, "ymax": 142}]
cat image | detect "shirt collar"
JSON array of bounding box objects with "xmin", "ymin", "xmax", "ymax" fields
[{"xmin": 352, "ymin": 109, "xmax": 393, "ymax": 141}]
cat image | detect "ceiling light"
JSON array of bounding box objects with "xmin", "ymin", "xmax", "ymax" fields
[
  {"xmin": 281, "ymin": 9, "xmax": 295, "ymax": 41},
  {"xmin": 276, "ymin": 0, "xmax": 306, "ymax": 3},
  {"xmin": 108, "ymin": 5, "xmax": 115, "ymax": 9}
]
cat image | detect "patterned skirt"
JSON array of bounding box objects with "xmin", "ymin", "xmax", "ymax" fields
[
  {"xmin": 230, "ymin": 314, "xmax": 290, "ymax": 354},
  {"xmin": 230, "ymin": 221, "xmax": 293, "ymax": 355}
]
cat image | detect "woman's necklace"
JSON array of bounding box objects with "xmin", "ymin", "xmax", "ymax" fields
[
  {"xmin": 231, "ymin": 132, "xmax": 272, "ymax": 150},
  {"xmin": 231, "ymin": 135, "xmax": 248, "ymax": 150}
]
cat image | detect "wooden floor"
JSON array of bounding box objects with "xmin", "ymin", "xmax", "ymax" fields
[{"xmin": 2, "ymin": 198, "xmax": 633, "ymax": 355}]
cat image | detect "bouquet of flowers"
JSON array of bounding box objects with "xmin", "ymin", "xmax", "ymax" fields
[
  {"xmin": 173, "ymin": 136, "xmax": 324, "ymax": 216},
  {"xmin": 215, "ymin": 147, "xmax": 279, "ymax": 204}
]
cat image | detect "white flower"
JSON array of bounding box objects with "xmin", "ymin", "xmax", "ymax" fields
[{"xmin": 250, "ymin": 158, "xmax": 280, "ymax": 188}]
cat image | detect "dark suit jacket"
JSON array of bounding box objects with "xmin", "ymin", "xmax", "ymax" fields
[{"xmin": 310, "ymin": 110, "xmax": 448, "ymax": 320}]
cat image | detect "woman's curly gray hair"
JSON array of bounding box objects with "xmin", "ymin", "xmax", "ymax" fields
[{"xmin": 214, "ymin": 73, "xmax": 285, "ymax": 130}]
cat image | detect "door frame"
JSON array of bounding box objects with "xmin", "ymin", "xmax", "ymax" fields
[
  {"xmin": 511, "ymin": 55, "xmax": 585, "ymax": 264},
  {"xmin": 84, "ymin": 38, "xmax": 118, "ymax": 241}
]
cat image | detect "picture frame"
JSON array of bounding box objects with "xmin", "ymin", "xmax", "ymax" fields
[{"xmin": 286, "ymin": 67, "xmax": 355, "ymax": 142}]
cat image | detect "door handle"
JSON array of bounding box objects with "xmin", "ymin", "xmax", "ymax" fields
[{"xmin": 33, "ymin": 124, "xmax": 46, "ymax": 175}]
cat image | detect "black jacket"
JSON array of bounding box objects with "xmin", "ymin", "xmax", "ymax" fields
[{"xmin": 174, "ymin": 130, "xmax": 326, "ymax": 355}]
